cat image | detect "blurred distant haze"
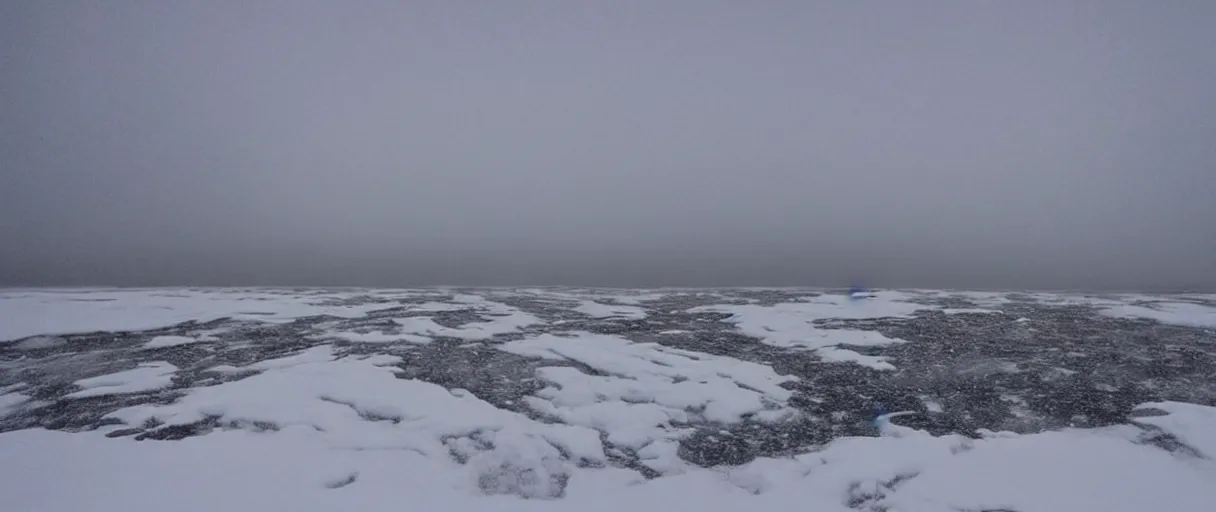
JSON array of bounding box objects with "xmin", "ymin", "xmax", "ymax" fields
[{"xmin": 2, "ymin": 1, "xmax": 1213, "ymax": 290}]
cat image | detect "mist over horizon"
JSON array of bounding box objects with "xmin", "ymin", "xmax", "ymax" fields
[{"xmin": 3, "ymin": 1, "xmax": 1214, "ymax": 291}]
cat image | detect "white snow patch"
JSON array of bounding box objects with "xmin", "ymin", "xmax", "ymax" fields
[
  {"xmin": 815, "ymin": 347, "xmax": 895, "ymax": 371},
  {"xmin": 202, "ymin": 365, "xmax": 251, "ymax": 375},
  {"xmin": 248, "ymin": 345, "xmax": 338, "ymax": 371},
  {"xmin": 406, "ymin": 301, "xmax": 471, "ymax": 312},
  {"xmin": 920, "ymin": 397, "xmax": 944, "ymax": 413},
  {"xmin": 392, "ymin": 313, "xmax": 536, "ymax": 340},
  {"xmin": 144, "ymin": 335, "xmax": 199, "ymax": 348},
  {"xmin": 1101, "ymin": 302, "xmax": 1216, "ymax": 328},
  {"xmin": 67, "ymin": 362, "xmax": 178, "ymax": 398},
  {"xmin": 325, "ymin": 330, "xmax": 432, "ymax": 344},
  {"xmin": 0, "ymin": 391, "xmax": 31, "ymax": 418},
  {"xmin": 942, "ymin": 308, "xmax": 1000, "ymax": 315},
  {"xmin": 11, "ymin": 335, "xmax": 66, "ymax": 349},
  {"xmin": 1134, "ymin": 401, "xmax": 1216, "ymax": 458},
  {"xmin": 575, "ymin": 301, "xmax": 647, "ymax": 320},
  {"xmin": 0, "ymin": 289, "xmax": 398, "ymax": 341},
  {"xmin": 387, "ymin": 294, "xmax": 539, "ymax": 340},
  {"xmin": 603, "ymin": 292, "xmax": 674, "ymax": 305},
  {"xmin": 692, "ymin": 293, "xmax": 924, "ymax": 349},
  {"xmin": 691, "ymin": 292, "xmax": 922, "ymax": 368}
]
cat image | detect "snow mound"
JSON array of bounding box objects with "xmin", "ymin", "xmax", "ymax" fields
[{"xmin": 67, "ymin": 362, "xmax": 179, "ymax": 398}]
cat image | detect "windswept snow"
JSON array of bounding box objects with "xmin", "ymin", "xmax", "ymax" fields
[{"xmin": 66, "ymin": 361, "xmax": 179, "ymax": 398}]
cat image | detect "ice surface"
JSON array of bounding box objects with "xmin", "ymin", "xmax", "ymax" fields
[
  {"xmin": 1101, "ymin": 301, "xmax": 1216, "ymax": 328},
  {"xmin": 144, "ymin": 335, "xmax": 200, "ymax": 348},
  {"xmin": 66, "ymin": 361, "xmax": 179, "ymax": 398}
]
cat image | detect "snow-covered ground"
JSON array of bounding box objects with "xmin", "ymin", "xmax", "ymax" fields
[{"xmin": 1, "ymin": 287, "xmax": 1214, "ymax": 511}]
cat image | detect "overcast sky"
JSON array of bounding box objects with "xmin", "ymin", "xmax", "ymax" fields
[{"xmin": 2, "ymin": 1, "xmax": 1213, "ymax": 290}]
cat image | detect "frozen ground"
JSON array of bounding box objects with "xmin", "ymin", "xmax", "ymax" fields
[{"xmin": 1, "ymin": 287, "xmax": 1215, "ymax": 511}]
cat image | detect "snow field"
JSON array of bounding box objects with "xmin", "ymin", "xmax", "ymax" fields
[{"xmin": 2, "ymin": 287, "xmax": 1216, "ymax": 510}]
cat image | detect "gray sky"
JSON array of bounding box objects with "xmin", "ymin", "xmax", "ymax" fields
[{"xmin": 2, "ymin": 1, "xmax": 1214, "ymax": 290}]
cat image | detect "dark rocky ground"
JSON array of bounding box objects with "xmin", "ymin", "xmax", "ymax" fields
[{"xmin": 2, "ymin": 288, "xmax": 1214, "ymax": 471}]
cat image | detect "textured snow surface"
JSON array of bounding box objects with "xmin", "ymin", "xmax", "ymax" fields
[{"xmin": 0, "ymin": 287, "xmax": 1214, "ymax": 511}]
